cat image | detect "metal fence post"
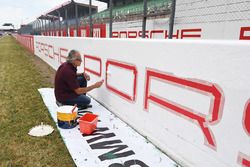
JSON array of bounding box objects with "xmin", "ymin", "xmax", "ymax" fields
[
  {"xmin": 142, "ymin": 0, "xmax": 148, "ymax": 38},
  {"xmin": 168, "ymin": 0, "xmax": 176, "ymax": 39},
  {"xmin": 75, "ymin": 3, "xmax": 79, "ymax": 36},
  {"xmin": 65, "ymin": 8, "xmax": 68, "ymax": 36},
  {"xmin": 109, "ymin": 0, "xmax": 113, "ymax": 38},
  {"xmin": 89, "ymin": 0, "xmax": 93, "ymax": 37}
]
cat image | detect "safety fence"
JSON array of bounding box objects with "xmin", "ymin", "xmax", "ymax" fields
[{"xmin": 13, "ymin": 34, "xmax": 34, "ymax": 53}]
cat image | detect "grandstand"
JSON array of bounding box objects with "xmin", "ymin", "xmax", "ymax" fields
[
  {"xmin": 19, "ymin": 0, "xmax": 170, "ymax": 37},
  {"xmin": 86, "ymin": 0, "xmax": 170, "ymax": 23},
  {"xmin": 31, "ymin": 0, "xmax": 99, "ymax": 36}
]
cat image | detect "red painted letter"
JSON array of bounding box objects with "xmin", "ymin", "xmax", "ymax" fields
[{"xmin": 144, "ymin": 69, "xmax": 224, "ymax": 148}]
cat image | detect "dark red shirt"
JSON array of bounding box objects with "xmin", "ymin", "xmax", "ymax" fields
[{"xmin": 54, "ymin": 62, "xmax": 80, "ymax": 102}]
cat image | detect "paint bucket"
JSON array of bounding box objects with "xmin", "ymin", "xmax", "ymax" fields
[
  {"xmin": 57, "ymin": 105, "xmax": 78, "ymax": 129},
  {"xmin": 79, "ymin": 113, "xmax": 98, "ymax": 135}
]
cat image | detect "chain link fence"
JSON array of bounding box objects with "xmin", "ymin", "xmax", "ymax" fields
[{"xmin": 175, "ymin": 0, "xmax": 250, "ymax": 25}]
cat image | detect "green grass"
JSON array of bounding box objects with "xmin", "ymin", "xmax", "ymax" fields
[{"xmin": 0, "ymin": 36, "xmax": 75, "ymax": 167}]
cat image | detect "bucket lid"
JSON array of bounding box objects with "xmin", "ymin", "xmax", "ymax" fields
[
  {"xmin": 57, "ymin": 105, "xmax": 78, "ymax": 113},
  {"xmin": 28, "ymin": 122, "xmax": 54, "ymax": 137}
]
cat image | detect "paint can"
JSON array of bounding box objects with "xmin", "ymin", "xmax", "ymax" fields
[
  {"xmin": 57, "ymin": 105, "xmax": 78, "ymax": 129},
  {"xmin": 79, "ymin": 113, "xmax": 98, "ymax": 135}
]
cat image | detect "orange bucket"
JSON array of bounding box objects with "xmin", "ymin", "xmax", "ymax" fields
[{"xmin": 79, "ymin": 113, "xmax": 98, "ymax": 135}]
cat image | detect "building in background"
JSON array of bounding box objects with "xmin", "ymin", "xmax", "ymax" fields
[{"xmin": 0, "ymin": 23, "xmax": 16, "ymax": 35}]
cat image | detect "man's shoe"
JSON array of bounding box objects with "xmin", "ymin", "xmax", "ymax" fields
[
  {"xmin": 56, "ymin": 101, "xmax": 63, "ymax": 106},
  {"xmin": 78, "ymin": 104, "xmax": 92, "ymax": 110},
  {"xmin": 77, "ymin": 110, "xmax": 93, "ymax": 115}
]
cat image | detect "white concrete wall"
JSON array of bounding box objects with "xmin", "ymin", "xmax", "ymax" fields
[{"xmin": 32, "ymin": 36, "xmax": 250, "ymax": 167}]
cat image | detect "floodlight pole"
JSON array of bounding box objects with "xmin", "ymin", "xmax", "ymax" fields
[
  {"xmin": 109, "ymin": 0, "xmax": 113, "ymax": 38},
  {"xmin": 142, "ymin": 0, "xmax": 148, "ymax": 38},
  {"xmin": 168, "ymin": 0, "xmax": 176, "ymax": 39},
  {"xmin": 89, "ymin": 0, "xmax": 93, "ymax": 37}
]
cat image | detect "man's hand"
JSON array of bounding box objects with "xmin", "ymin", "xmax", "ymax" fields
[
  {"xmin": 74, "ymin": 80, "xmax": 104, "ymax": 95},
  {"xmin": 94, "ymin": 80, "xmax": 104, "ymax": 88},
  {"xmin": 84, "ymin": 73, "xmax": 90, "ymax": 81}
]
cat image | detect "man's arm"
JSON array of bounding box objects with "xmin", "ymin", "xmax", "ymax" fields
[{"xmin": 74, "ymin": 80, "xmax": 104, "ymax": 95}]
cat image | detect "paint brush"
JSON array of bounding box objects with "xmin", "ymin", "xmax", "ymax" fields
[{"xmin": 71, "ymin": 104, "xmax": 77, "ymax": 113}]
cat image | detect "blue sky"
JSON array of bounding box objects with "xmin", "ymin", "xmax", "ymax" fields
[{"xmin": 0, "ymin": 0, "xmax": 107, "ymax": 29}]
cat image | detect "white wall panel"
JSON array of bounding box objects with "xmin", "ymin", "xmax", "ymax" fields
[{"xmin": 32, "ymin": 36, "xmax": 250, "ymax": 167}]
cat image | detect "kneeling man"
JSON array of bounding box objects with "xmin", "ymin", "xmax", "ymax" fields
[{"xmin": 54, "ymin": 49, "xmax": 103, "ymax": 107}]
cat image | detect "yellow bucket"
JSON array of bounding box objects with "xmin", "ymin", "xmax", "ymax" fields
[{"xmin": 57, "ymin": 105, "xmax": 78, "ymax": 129}]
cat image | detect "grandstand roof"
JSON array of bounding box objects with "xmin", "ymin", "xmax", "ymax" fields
[
  {"xmin": 38, "ymin": 15, "xmax": 60, "ymax": 20},
  {"xmin": 38, "ymin": 0, "xmax": 98, "ymax": 20}
]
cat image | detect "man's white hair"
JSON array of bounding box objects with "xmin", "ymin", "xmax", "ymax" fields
[{"xmin": 66, "ymin": 50, "xmax": 80, "ymax": 63}]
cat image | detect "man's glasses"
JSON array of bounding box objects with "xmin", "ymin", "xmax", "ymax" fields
[{"xmin": 76, "ymin": 58, "xmax": 82, "ymax": 61}]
